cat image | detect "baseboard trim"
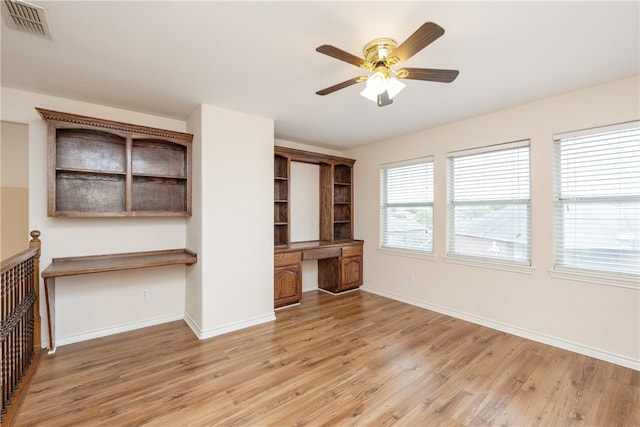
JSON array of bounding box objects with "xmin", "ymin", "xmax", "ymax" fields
[
  {"xmin": 52, "ymin": 314, "xmax": 184, "ymax": 349},
  {"xmin": 361, "ymin": 285, "xmax": 639, "ymax": 371},
  {"xmin": 184, "ymin": 312, "xmax": 276, "ymax": 340},
  {"xmin": 317, "ymin": 287, "xmax": 360, "ymax": 296},
  {"xmin": 275, "ymin": 302, "xmax": 300, "ymax": 311}
]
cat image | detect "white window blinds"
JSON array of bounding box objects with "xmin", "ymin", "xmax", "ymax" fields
[
  {"xmin": 554, "ymin": 121, "xmax": 640, "ymax": 278},
  {"xmin": 380, "ymin": 158, "xmax": 434, "ymax": 252},
  {"xmin": 447, "ymin": 141, "xmax": 531, "ymax": 264}
]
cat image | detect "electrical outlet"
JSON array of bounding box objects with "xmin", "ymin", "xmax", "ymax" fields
[
  {"xmin": 141, "ymin": 289, "xmax": 149, "ymax": 299},
  {"xmin": 409, "ymin": 273, "xmax": 415, "ymax": 284}
]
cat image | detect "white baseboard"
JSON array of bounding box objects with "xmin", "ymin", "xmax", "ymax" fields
[
  {"xmin": 51, "ymin": 313, "xmax": 185, "ymax": 350},
  {"xmin": 184, "ymin": 312, "xmax": 276, "ymax": 340},
  {"xmin": 317, "ymin": 287, "xmax": 360, "ymax": 296},
  {"xmin": 361, "ymin": 286, "xmax": 640, "ymax": 371}
]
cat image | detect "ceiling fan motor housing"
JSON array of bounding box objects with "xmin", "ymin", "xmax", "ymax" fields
[{"xmin": 363, "ymin": 38, "xmax": 399, "ymax": 65}]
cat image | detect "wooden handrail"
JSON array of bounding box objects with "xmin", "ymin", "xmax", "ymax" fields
[{"xmin": 1, "ymin": 230, "xmax": 42, "ymax": 425}]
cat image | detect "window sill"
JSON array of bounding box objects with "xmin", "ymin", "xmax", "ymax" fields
[
  {"xmin": 378, "ymin": 247, "xmax": 434, "ymax": 261},
  {"xmin": 548, "ymin": 269, "xmax": 639, "ymax": 289},
  {"xmin": 443, "ymin": 255, "xmax": 534, "ymax": 275}
]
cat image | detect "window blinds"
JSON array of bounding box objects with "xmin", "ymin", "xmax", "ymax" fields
[
  {"xmin": 380, "ymin": 158, "xmax": 434, "ymax": 252},
  {"xmin": 554, "ymin": 121, "xmax": 640, "ymax": 277},
  {"xmin": 447, "ymin": 141, "xmax": 531, "ymax": 264}
]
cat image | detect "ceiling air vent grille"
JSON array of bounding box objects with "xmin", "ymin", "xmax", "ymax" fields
[{"xmin": 1, "ymin": 0, "xmax": 51, "ymax": 39}]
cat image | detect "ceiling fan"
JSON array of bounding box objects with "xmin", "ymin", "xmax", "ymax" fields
[{"xmin": 315, "ymin": 22, "xmax": 459, "ymax": 107}]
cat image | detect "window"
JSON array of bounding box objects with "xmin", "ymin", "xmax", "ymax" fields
[
  {"xmin": 447, "ymin": 141, "xmax": 531, "ymax": 264},
  {"xmin": 380, "ymin": 158, "xmax": 434, "ymax": 253},
  {"xmin": 554, "ymin": 121, "xmax": 640, "ymax": 279}
]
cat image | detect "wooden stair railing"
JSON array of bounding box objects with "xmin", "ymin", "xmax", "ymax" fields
[{"xmin": 1, "ymin": 231, "xmax": 43, "ymax": 426}]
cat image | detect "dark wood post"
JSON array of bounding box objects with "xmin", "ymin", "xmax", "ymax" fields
[{"xmin": 29, "ymin": 230, "xmax": 41, "ymax": 350}]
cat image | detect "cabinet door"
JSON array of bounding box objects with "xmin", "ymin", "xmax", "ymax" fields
[
  {"xmin": 340, "ymin": 255, "xmax": 362, "ymax": 291},
  {"xmin": 274, "ymin": 264, "xmax": 301, "ymax": 308}
]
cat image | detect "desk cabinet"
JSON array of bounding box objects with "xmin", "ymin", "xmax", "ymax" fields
[
  {"xmin": 274, "ymin": 265, "xmax": 302, "ymax": 308},
  {"xmin": 341, "ymin": 254, "xmax": 363, "ymax": 291},
  {"xmin": 340, "ymin": 245, "xmax": 363, "ymax": 291},
  {"xmin": 276, "ymin": 241, "xmax": 362, "ymax": 307},
  {"xmin": 274, "ymin": 252, "xmax": 302, "ymax": 308},
  {"xmin": 318, "ymin": 244, "xmax": 363, "ymax": 293}
]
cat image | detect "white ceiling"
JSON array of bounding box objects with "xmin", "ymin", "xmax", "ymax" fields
[{"xmin": 2, "ymin": 1, "xmax": 638, "ymax": 149}]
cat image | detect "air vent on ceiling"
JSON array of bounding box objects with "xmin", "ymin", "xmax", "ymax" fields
[{"xmin": 1, "ymin": 0, "xmax": 51, "ymax": 39}]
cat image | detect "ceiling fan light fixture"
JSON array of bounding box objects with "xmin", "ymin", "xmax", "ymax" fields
[
  {"xmin": 359, "ymin": 84, "xmax": 379, "ymax": 102},
  {"xmin": 315, "ymin": 22, "xmax": 458, "ymax": 106},
  {"xmin": 386, "ymin": 76, "xmax": 406, "ymax": 99},
  {"xmin": 360, "ymin": 67, "xmax": 405, "ymax": 104},
  {"xmin": 365, "ymin": 67, "xmax": 389, "ymax": 94}
]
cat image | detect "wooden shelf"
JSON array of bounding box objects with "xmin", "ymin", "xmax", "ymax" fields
[
  {"xmin": 42, "ymin": 248, "xmax": 197, "ymax": 279},
  {"xmin": 38, "ymin": 108, "xmax": 193, "ymax": 217},
  {"xmin": 274, "ymin": 153, "xmax": 290, "ymax": 246},
  {"xmin": 41, "ymin": 248, "xmax": 197, "ymax": 352}
]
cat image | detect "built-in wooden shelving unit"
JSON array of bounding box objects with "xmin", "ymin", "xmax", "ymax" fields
[{"xmin": 37, "ymin": 108, "xmax": 193, "ymax": 217}]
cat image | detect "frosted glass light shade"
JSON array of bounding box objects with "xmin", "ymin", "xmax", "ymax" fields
[
  {"xmin": 367, "ymin": 70, "xmax": 388, "ymax": 94},
  {"xmin": 386, "ymin": 77, "xmax": 406, "ymax": 99},
  {"xmin": 360, "ymin": 76, "xmax": 406, "ymax": 103},
  {"xmin": 360, "ymin": 84, "xmax": 380, "ymax": 102}
]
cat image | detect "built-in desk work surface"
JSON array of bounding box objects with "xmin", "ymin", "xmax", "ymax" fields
[
  {"xmin": 41, "ymin": 249, "xmax": 197, "ymax": 352},
  {"xmin": 274, "ymin": 239, "xmax": 363, "ymax": 254},
  {"xmin": 274, "ymin": 240, "xmax": 363, "ymax": 308}
]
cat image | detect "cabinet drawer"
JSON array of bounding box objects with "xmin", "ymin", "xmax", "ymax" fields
[
  {"xmin": 342, "ymin": 245, "xmax": 362, "ymax": 257},
  {"xmin": 274, "ymin": 252, "xmax": 302, "ymax": 267},
  {"xmin": 303, "ymin": 247, "xmax": 341, "ymax": 260}
]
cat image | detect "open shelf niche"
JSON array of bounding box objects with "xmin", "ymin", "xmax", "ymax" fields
[{"xmin": 274, "ymin": 153, "xmax": 290, "ymax": 246}]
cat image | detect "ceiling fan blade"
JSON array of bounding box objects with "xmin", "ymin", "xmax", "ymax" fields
[
  {"xmin": 391, "ymin": 22, "xmax": 445, "ymax": 64},
  {"xmin": 377, "ymin": 91, "xmax": 393, "ymax": 107},
  {"xmin": 316, "ymin": 77, "xmax": 364, "ymax": 96},
  {"xmin": 316, "ymin": 45, "xmax": 368, "ymax": 68},
  {"xmin": 399, "ymin": 68, "xmax": 459, "ymax": 83}
]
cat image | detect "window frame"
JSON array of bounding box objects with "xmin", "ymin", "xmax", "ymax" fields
[
  {"xmin": 379, "ymin": 156, "xmax": 434, "ymax": 257},
  {"xmin": 552, "ymin": 121, "xmax": 640, "ymax": 286},
  {"xmin": 446, "ymin": 140, "xmax": 532, "ymax": 267}
]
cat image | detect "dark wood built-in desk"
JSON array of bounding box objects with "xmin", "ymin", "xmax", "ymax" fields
[
  {"xmin": 41, "ymin": 249, "xmax": 197, "ymax": 352},
  {"xmin": 274, "ymin": 240, "xmax": 363, "ymax": 308}
]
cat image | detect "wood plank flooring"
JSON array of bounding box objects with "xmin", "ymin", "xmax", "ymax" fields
[{"xmin": 15, "ymin": 290, "xmax": 639, "ymax": 426}]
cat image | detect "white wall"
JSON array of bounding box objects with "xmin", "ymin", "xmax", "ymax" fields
[
  {"xmin": 290, "ymin": 162, "xmax": 320, "ymax": 291},
  {"xmin": 185, "ymin": 104, "xmax": 275, "ymax": 338},
  {"xmin": 1, "ymin": 87, "xmax": 189, "ymax": 348},
  {"xmin": 347, "ymin": 76, "xmax": 640, "ymax": 369},
  {"xmin": 290, "ymin": 162, "xmax": 319, "ymax": 243}
]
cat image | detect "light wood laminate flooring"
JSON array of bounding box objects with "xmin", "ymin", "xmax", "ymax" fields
[{"xmin": 16, "ymin": 290, "xmax": 639, "ymax": 426}]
